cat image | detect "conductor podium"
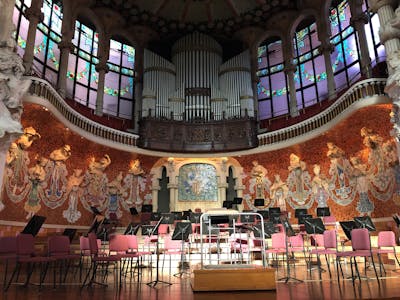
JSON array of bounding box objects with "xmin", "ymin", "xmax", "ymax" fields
[{"xmin": 191, "ymin": 210, "xmax": 276, "ymax": 292}]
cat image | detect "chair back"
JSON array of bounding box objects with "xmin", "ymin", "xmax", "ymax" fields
[
  {"xmin": 271, "ymin": 232, "xmax": 286, "ymax": 249},
  {"xmin": 126, "ymin": 235, "xmax": 139, "ymax": 251},
  {"xmin": 109, "ymin": 235, "xmax": 128, "ymax": 254},
  {"xmin": 378, "ymin": 231, "xmax": 396, "ymax": 248},
  {"xmin": 48, "ymin": 235, "xmax": 70, "ymax": 256},
  {"xmin": 158, "ymin": 224, "xmax": 169, "ymax": 235},
  {"xmin": 88, "ymin": 232, "xmax": 99, "ymax": 255},
  {"xmin": 0, "ymin": 236, "xmax": 17, "ymax": 254},
  {"xmin": 323, "ymin": 229, "xmax": 337, "ymax": 249},
  {"xmin": 164, "ymin": 236, "xmax": 181, "ymax": 251},
  {"xmin": 16, "ymin": 234, "xmax": 35, "ymax": 256},
  {"xmin": 323, "ymin": 216, "xmax": 336, "ymax": 224},
  {"xmin": 312, "ymin": 234, "xmax": 324, "ymax": 247},
  {"xmin": 351, "ymin": 228, "xmax": 370, "ymax": 251},
  {"xmin": 289, "ymin": 234, "xmax": 304, "ymax": 248}
]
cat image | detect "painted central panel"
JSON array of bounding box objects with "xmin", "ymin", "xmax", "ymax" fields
[{"xmin": 178, "ymin": 163, "xmax": 218, "ymax": 201}]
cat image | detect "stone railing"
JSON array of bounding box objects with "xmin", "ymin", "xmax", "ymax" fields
[
  {"xmin": 26, "ymin": 77, "xmax": 139, "ymax": 147},
  {"xmin": 257, "ymin": 78, "xmax": 389, "ymax": 147},
  {"xmin": 24, "ymin": 76, "xmax": 390, "ymax": 154}
]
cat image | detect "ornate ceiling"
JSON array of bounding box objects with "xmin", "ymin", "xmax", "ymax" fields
[{"xmin": 93, "ymin": 0, "xmax": 297, "ymax": 38}]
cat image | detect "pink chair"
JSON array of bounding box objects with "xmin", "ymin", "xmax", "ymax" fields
[
  {"xmin": 288, "ymin": 234, "xmax": 306, "ymax": 265},
  {"xmin": 0, "ymin": 236, "xmax": 17, "ymax": 286},
  {"xmin": 5, "ymin": 234, "xmax": 57, "ymax": 291},
  {"xmin": 336, "ymin": 228, "xmax": 379, "ymax": 283},
  {"xmin": 265, "ymin": 232, "xmax": 287, "ymax": 268},
  {"xmin": 126, "ymin": 235, "xmax": 152, "ymax": 276},
  {"xmin": 373, "ymin": 231, "xmax": 400, "ymax": 276},
  {"xmin": 48, "ymin": 235, "xmax": 81, "ymax": 284},
  {"xmin": 81, "ymin": 232, "xmax": 121, "ymax": 288},
  {"xmin": 309, "ymin": 229, "xmax": 338, "ymax": 278},
  {"xmin": 162, "ymin": 236, "xmax": 184, "ymax": 274}
]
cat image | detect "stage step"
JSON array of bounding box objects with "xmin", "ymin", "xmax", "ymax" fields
[{"xmin": 191, "ymin": 265, "xmax": 276, "ymax": 292}]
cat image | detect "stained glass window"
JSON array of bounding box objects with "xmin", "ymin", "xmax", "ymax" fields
[
  {"xmin": 293, "ymin": 20, "xmax": 326, "ymax": 109},
  {"xmin": 329, "ymin": 0, "xmax": 361, "ymax": 88},
  {"xmin": 257, "ymin": 37, "xmax": 287, "ymax": 120},
  {"xmin": 364, "ymin": 0, "xmax": 385, "ymax": 66},
  {"xmin": 12, "ymin": 0, "xmax": 31, "ymax": 57}
]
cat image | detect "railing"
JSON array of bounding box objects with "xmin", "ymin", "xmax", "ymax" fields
[
  {"xmin": 24, "ymin": 76, "xmax": 390, "ymax": 154},
  {"xmin": 257, "ymin": 78, "xmax": 389, "ymax": 147},
  {"xmin": 26, "ymin": 77, "xmax": 139, "ymax": 147}
]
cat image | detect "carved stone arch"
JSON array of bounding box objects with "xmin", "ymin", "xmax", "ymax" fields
[
  {"xmin": 255, "ymin": 29, "xmax": 286, "ymax": 49},
  {"xmin": 288, "ymin": 8, "xmax": 320, "ymax": 40}
]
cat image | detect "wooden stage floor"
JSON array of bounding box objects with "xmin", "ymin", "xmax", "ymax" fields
[{"xmin": 1, "ymin": 260, "xmax": 400, "ymax": 300}]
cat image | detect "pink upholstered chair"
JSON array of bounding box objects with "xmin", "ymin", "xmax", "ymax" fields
[
  {"xmin": 373, "ymin": 231, "xmax": 400, "ymax": 276},
  {"xmin": 48, "ymin": 235, "xmax": 81, "ymax": 284},
  {"xmin": 162, "ymin": 236, "xmax": 184, "ymax": 274},
  {"xmin": 336, "ymin": 228, "xmax": 379, "ymax": 283},
  {"xmin": 265, "ymin": 232, "xmax": 287, "ymax": 268},
  {"xmin": 5, "ymin": 234, "xmax": 57, "ymax": 291},
  {"xmin": 81, "ymin": 232, "xmax": 121, "ymax": 288},
  {"xmin": 309, "ymin": 229, "xmax": 338, "ymax": 278},
  {"xmin": 0, "ymin": 236, "xmax": 17, "ymax": 286}
]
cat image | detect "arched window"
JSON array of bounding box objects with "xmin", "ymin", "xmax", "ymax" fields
[
  {"xmin": 363, "ymin": 0, "xmax": 385, "ymax": 65},
  {"xmin": 66, "ymin": 20, "xmax": 99, "ymax": 110},
  {"xmin": 12, "ymin": 0, "xmax": 31, "ymax": 57},
  {"xmin": 293, "ymin": 18, "xmax": 327, "ymax": 110},
  {"xmin": 104, "ymin": 38, "xmax": 135, "ymax": 119},
  {"xmin": 329, "ymin": 0, "xmax": 361, "ymax": 89},
  {"xmin": 32, "ymin": 0, "xmax": 63, "ymax": 85},
  {"xmin": 257, "ymin": 37, "xmax": 288, "ymax": 120}
]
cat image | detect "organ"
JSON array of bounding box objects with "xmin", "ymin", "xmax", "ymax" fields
[{"xmin": 139, "ymin": 32, "xmax": 258, "ymax": 152}]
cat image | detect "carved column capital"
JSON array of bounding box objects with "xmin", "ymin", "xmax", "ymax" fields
[
  {"xmin": 369, "ymin": 0, "xmax": 398, "ymax": 13},
  {"xmin": 284, "ymin": 61, "xmax": 297, "ymax": 73},
  {"xmin": 95, "ymin": 62, "xmax": 109, "ymax": 73},
  {"xmin": 318, "ymin": 42, "xmax": 335, "ymax": 54},
  {"xmin": 350, "ymin": 13, "xmax": 369, "ymax": 27},
  {"xmin": 25, "ymin": 6, "xmax": 44, "ymax": 23},
  {"xmin": 58, "ymin": 41, "xmax": 74, "ymax": 52}
]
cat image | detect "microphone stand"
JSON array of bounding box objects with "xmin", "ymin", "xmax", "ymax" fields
[{"xmin": 146, "ymin": 217, "xmax": 172, "ymax": 288}]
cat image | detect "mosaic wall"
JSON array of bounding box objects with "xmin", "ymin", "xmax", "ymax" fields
[{"xmin": 0, "ymin": 103, "xmax": 399, "ymax": 227}]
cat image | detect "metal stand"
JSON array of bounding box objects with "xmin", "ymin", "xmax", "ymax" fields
[
  {"xmin": 146, "ymin": 218, "xmax": 171, "ymax": 288},
  {"xmin": 278, "ymin": 217, "xmax": 303, "ymax": 283}
]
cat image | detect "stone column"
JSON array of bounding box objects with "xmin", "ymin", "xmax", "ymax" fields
[
  {"xmin": 22, "ymin": 0, "xmax": 44, "ymax": 74},
  {"xmin": 94, "ymin": 35, "xmax": 110, "ymax": 116},
  {"xmin": 284, "ymin": 61, "xmax": 299, "ymax": 117},
  {"xmin": 56, "ymin": 1, "xmax": 74, "ymax": 97},
  {"xmin": 370, "ymin": 0, "xmax": 400, "ymax": 158},
  {"xmin": 132, "ymin": 44, "xmax": 144, "ymax": 133},
  {"xmin": 349, "ymin": 1, "xmax": 373, "ymax": 78},
  {"xmin": 0, "ymin": 0, "xmax": 31, "ymax": 197}
]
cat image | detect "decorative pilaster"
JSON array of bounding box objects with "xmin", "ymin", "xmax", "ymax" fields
[
  {"xmin": 320, "ymin": 42, "xmax": 337, "ymax": 99},
  {"xmin": 95, "ymin": 62, "xmax": 109, "ymax": 116},
  {"xmin": 22, "ymin": 0, "xmax": 44, "ymax": 74},
  {"xmin": 0, "ymin": 0, "xmax": 16, "ymax": 47}
]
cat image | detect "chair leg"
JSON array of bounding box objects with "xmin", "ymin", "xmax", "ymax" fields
[
  {"xmin": 393, "ymin": 249, "xmax": 400, "ymax": 267},
  {"xmin": 4, "ymin": 261, "xmax": 20, "ymax": 292},
  {"xmin": 369, "ymin": 254, "xmax": 380, "ymax": 281},
  {"xmin": 377, "ymin": 253, "xmax": 385, "ymax": 277},
  {"xmin": 324, "ymin": 254, "xmax": 332, "ymax": 277}
]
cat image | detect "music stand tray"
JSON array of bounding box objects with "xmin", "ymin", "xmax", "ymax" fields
[
  {"xmin": 233, "ymin": 197, "xmax": 243, "ymax": 205},
  {"xmin": 253, "ymin": 222, "xmax": 276, "ymax": 239},
  {"xmin": 257, "ymin": 210, "xmax": 269, "ymax": 220},
  {"xmin": 222, "ymin": 201, "xmax": 233, "ymax": 209},
  {"xmin": 304, "ymin": 218, "xmax": 326, "ymax": 235},
  {"xmin": 240, "ymin": 214, "xmax": 255, "ymax": 224},
  {"xmin": 254, "ymin": 198, "xmax": 265, "ymax": 207},
  {"xmin": 317, "ymin": 207, "xmax": 331, "ymax": 217},
  {"xmin": 161, "ymin": 213, "xmax": 175, "ymax": 224},
  {"xmin": 172, "ymin": 222, "xmax": 192, "ymax": 241},
  {"xmin": 151, "ymin": 212, "xmax": 161, "ymax": 221},
  {"xmin": 142, "ymin": 204, "xmax": 153, "ymax": 213},
  {"xmin": 298, "ymin": 214, "xmax": 313, "ymax": 225},
  {"xmin": 295, "ymin": 208, "xmax": 308, "ymax": 218},
  {"xmin": 124, "ymin": 223, "xmax": 141, "ymax": 235},
  {"xmin": 190, "ymin": 212, "xmax": 202, "ymax": 224},
  {"xmin": 62, "ymin": 228, "xmax": 77, "ymax": 242},
  {"xmin": 141, "ymin": 225, "xmax": 158, "ymax": 236},
  {"xmin": 339, "ymin": 221, "xmax": 356, "ymax": 241},
  {"xmin": 21, "ymin": 215, "xmax": 46, "ymax": 236},
  {"xmin": 354, "ymin": 216, "xmax": 376, "ymax": 231}
]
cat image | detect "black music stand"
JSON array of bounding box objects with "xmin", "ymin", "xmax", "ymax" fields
[
  {"xmin": 151, "ymin": 212, "xmax": 161, "ymax": 221},
  {"xmin": 295, "ymin": 208, "xmax": 308, "ymax": 218},
  {"xmin": 171, "ymin": 222, "xmax": 192, "ymax": 277},
  {"xmin": 124, "ymin": 223, "xmax": 141, "ymax": 235},
  {"xmin": 298, "ymin": 214, "xmax": 313, "ymax": 225},
  {"xmin": 241, "ymin": 213, "xmax": 255, "ymax": 224},
  {"xmin": 161, "ymin": 213, "xmax": 175, "ymax": 224},
  {"xmin": 222, "ymin": 200, "xmax": 233, "ymax": 209},
  {"xmin": 257, "ymin": 210, "xmax": 269, "ymax": 220},
  {"xmin": 269, "ymin": 207, "xmax": 281, "ymax": 215},
  {"xmin": 182, "ymin": 211, "xmax": 191, "ymax": 221},
  {"xmin": 253, "ymin": 222, "xmax": 277, "ymax": 239},
  {"xmin": 129, "ymin": 207, "xmax": 138, "ymax": 216},
  {"xmin": 142, "ymin": 205, "xmax": 153, "ymax": 213},
  {"xmin": 354, "ymin": 216, "xmax": 376, "ymax": 231},
  {"xmin": 270, "ymin": 213, "xmax": 282, "ymax": 224},
  {"xmin": 21, "ymin": 215, "xmax": 46, "ymax": 236},
  {"xmin": 317, "ymin": 207, "xmax": 331, "ymax": 217},
  {"xmin": 278, "ymin": 215, "xmax": 303, "ymax": 283},
  {"xmin": 304, "ymin": 218, "xmax": 326, "ymax": 235},
  {"xmin": 62, "ymin": 228, "xmax": 77, "ymax": 242},
  {"xmin": 146, "ymin": 218, "xmax": 171, "ymax": 288},
  {"xmin": 233, "ymin": 197, "xmax": 243, "ymax": 205},
  {"xmin": 339, "ymin": 221, "xmax": 356, "ymax": 241},
  {"xmin": 172, "ymin": 211, "xmax": 183, "ymax": 221},
  {"xmin": 393, "ymin": 214, "xmax": 400, "ymax": 227},
  {"xmin": 190, "ymin": 212, "xmax": 202, "ymax": 224},
  {"xmin": 254, "ymin": 198, "xmax": 265, "ymax": 207}
]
